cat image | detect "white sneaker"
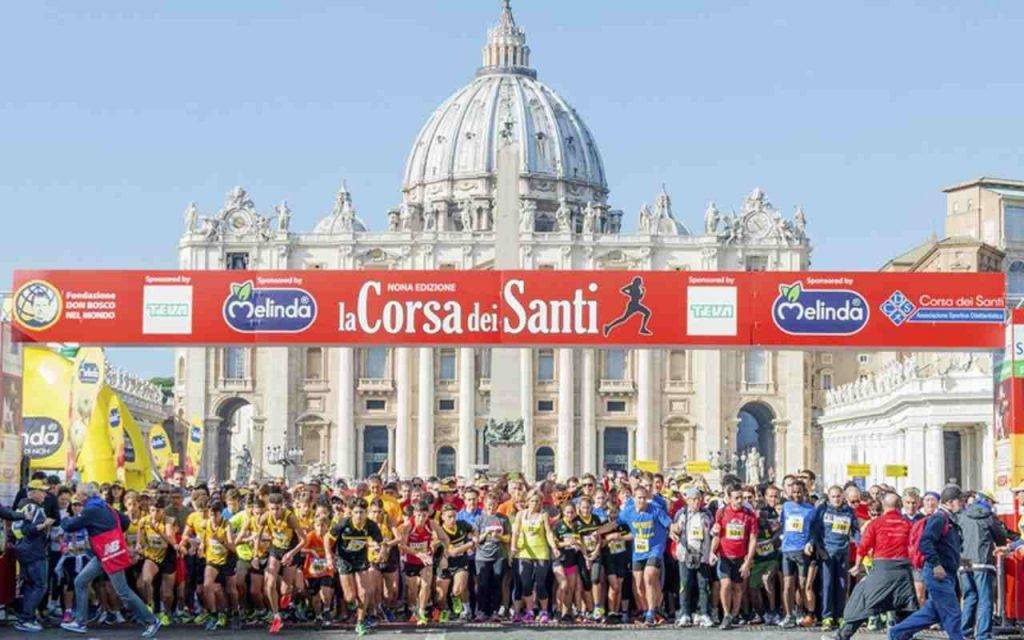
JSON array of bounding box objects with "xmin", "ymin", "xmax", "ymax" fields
[
  {"xmin": 698, "ymin": 614, "xmax": 715, "ymax": 628},
  {"xmin": 675, "ymin": 614, "xmax": 692, "ymax": 627},
  {"xmin": 60, "ymin": 621, "xmax": 88, "ymax": 634},
  {"xmin": 14, "ymin": 621, "xmax": 43, "ymax": 632}
]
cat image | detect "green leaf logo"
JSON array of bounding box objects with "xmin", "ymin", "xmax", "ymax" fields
[
  {"xmin": 779, "ymin": 282, "xmax": 802, "ymax": 302},
  {"xmin": 232, "ymin": 281, "xmax": 253, "ymax": 301}
]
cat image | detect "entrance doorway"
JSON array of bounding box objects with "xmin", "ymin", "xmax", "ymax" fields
[
  {"xmin": 216, "ymin": 397, "xmax": 252, "ymax": 482},
  {"xmin": 944, "ymin": 431, "xmax": 962, "ymax": 485},
  {"xmin": 535, "ymin": 446, "xmax": 555, "ymax": 480},
  {"xmin": 363, "ymin": 426, "xmax": 389, "ymax": 478},
  {"xmin": 436, "ymin": 445, "xmax": 455, "ymax": 478},
  {"xmin": 602, "ymin": 427, "xmax": 629, "ymax": 472},
  {"xmin": 736, "ymin": 401, "xmax": 775, "ymax": 481}
]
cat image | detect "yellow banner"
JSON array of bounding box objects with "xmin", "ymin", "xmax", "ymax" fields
[
  {"xmin": 68, "ymin": 347, "xmax": 106, "ymax": 478},
  {"xmin": 634, "ymin": 459, "xmax": 659, "ymax": 474},
  {"xmin": 23, "ymin": 347, "xmax": 73, "ymax": 470},
  {"xmin": 884, "ymin": 464, "xmax": 908, "ymax": 478},
  {"xmin": 80, "ymin": 386, "xmax": 115, "ymax": 485},
  {"xmin": 685, "ymin": 460, "xmax": 713, "ymax": 474},
  {"xmin": 185, "ymin": 419, "xmax": 204, "ymax": 484},
  {"xmin": 847, "ymin": 463, "xmax": 871, "ymax": 477},
  {"xmin": 111, "ymin": 394, "xmax": 152, "ymax": 491},
  {"xmin": 148, "ymin": 423, "xmax": 175, "ymax": 481}
]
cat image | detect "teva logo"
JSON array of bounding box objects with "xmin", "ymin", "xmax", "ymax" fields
[
  {"xmin": 222, "ymin": 280, "xmax": 317, "ymax": 333},
  {"xmin": 771, "ymin": 281, "xmax": 868, "ymax": 336},
  {"xmin": 686, "ymin": 286, "xmax": 737, "ymax": 336},
  {"xmin": 142, "ymin": 285, "xmax": 193, "ymax": 335}
]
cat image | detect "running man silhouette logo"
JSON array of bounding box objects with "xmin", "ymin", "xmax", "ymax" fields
[{"xmin": 602, "ymin": 276, "xmax": 654, "ymax": 336}]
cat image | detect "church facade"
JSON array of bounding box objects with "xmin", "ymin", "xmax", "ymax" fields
[{"xmin": 173, "ymin": 3, "xmax": 822, "ymax": 483}]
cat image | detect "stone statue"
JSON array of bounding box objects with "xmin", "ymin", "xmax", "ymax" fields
[
  {"xmin": 703, "ymin": 201, "xmax": 720, "ymax": 235},
  {"xmin": 200, "ymin": 217, "xmax": 220, "ymax": 241},
  {"xmin": 275, "ymin": 201, "xmax": 291, "ymax": 232},
  {"xmin": 459, "ymin": 199, "xmax": 474, "ymax": 232},
  {"xmin": 554, "ymin": 198, "xmax": 572, "ymax": 232},
  {"xmin": 225, "ymin": 186, "xmax": 253, "ymax": 211},
  {"xmin": 746, "ymin": 447, "xmax": 763, "ymax": 484},
  {"xmin": 424, "ymin": 206, "xmax": 438, "ymax": 231},
  {"xmin": 184, "ymin": 202, "xmax": 199, "ymax": 233},
  {"xmin": 710, "ymin": 450, "xmax": 722, "ymax": 469},
  {"xmin": 256, "ymin": 214, "xmax": 271, "ymax": 240},
  {"xmin": 484, "ymin": 419, "xmax": 526, "ymax": 445},
  {"xmin": 386, "ymin": 208, "xmax": 401, "ymax": 232},
  {"xmin": 399, "ymin": 204, "xmax": 413, "ymax": 231},
  {"xmin": 793, "ymin": 205, "xmax": 806, "ymax": 239},
  {"xmin": 638, "ymin": 203, "xmax": 652, "ymax": 233},
  {"xmin": 582, "ymin": 201, "xmax": 597, "ymax": 233},
  {"xmin": 479, "ymin": 201, "xmax": 493, "ymax": 231},
  {"xmin": 234, "ymin": 445, "xmax": 253, "ymax": 484},
  {"xmin": 519, "ymin": 200, "xmax": 536, "ymax": 232}
]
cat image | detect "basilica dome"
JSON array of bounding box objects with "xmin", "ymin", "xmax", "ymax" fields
[{"xmin": 401, "ymin": 1, "xmax": 608, "ymax": 218}]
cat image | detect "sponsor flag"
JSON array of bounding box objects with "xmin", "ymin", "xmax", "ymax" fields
[
  {"xmin": 185, "ymin": 418, "xmax": 203, "ymax": 484},
  {"xmin": 79, "ymin": 385, "xmax": 116, "ymax": 484},
  {"xmin": 109, "ymin": 393, "xmax": 152, "ymax": 490},
  {"xmin": 68, "ymin": 347, "xmax": 106, "ymax": 478},
  {"xmin": 148, "ymin": 423, "xmax": 175, "ymax": 481},
  {"xmin": 108, "ymin": 391, "xmax": 126, "ymax": 484},
  {"xmin": 23, "ymin": 346, "xmax": 73, "ymax": 470}
]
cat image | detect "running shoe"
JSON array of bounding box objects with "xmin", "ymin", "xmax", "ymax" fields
[
  {"xmin": 63, "ymin": 610, "xmax": 74, "ymax": 624},
  {"xmin": 142, "ymin": 618, "xmax": 162, "ymax": 639},
  {"xmin": 14, "ymin": 621, "xmax": 43, "ymax": 633},
  {"xmin": 676, "ymin": 613, "xmax": 692, "ymax": 627},
  {"xmin": 279, "ymin": 594, "xmax": 292, "ymax": 611},
  {"xmin": 822, "ymin": 617, "xmax": 836, "ymax": 631},
  {"xmin": 644, "ymin": 610, "xmax": 656, "ymax": 626},
  {"xmin": 522, "ymin": 610, "xmax": 535, "ymax": 624},
  {"xmin": 60, "ymin": 621, "xmax": 88, "ymax": 634},
  {"xmin": 780, "ymin": 614, "xmax": 797, "ymax": 628},
  {"xmin": 439, "ymin": 610, "xmax": 450, "ymax": 624},
  {"xmin": 720, "ymin": 614, "xmax": 734, "ymax": 630},
  {"xmin": 193, "ymin": 611, "xmax": 210, "ymax": 626},
  {"xmin": 452, "ymin": 597, "xmax": 464, "ymax": 616},
  {"xmin": 537, "ymin": 611, "xmax": 551, "ymax": 624},
  {"xmin": 157, "ymin": 612, "xmax": 170, "ymax": 627},
  {"xmin": 203, "ymin": 616, "xmax": 218, "ymax": 631},
  {"xmin": 416, "ymin": 611, "xmax": 429, "ymax": 626},
  {"xmin": 269, "ymin": 613, "xmax": 284, "ymax": 635},
  {"xmin": 801, "ymin": 615, "xmax": 816, "ymax": 627},
  {"xmin": 356, "ymin": 621, "xmax": 367, "ymax": 636},
  {"xmin": 217, "ymin": 612, "xmax": 228, "ymax": 628}
]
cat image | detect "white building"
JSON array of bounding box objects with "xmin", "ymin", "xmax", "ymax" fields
[
  {"xmin": 174, "ymin": 3, "xmax": 820, "ymax": 483},
  {"xmin": 820, "ymin": 178, "xmax": 1023, "ymax": 492}
]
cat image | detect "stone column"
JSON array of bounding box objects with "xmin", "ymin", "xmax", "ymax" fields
[
  {"xmin": 395, "ymin": 348, "xmax": 412, "ymax": 477},
  {"xmin": 251, "ymin": 416, "xmax": 266, "ymax": 480},
  {"xmin": 580, "ymin": 349, "xmax": 597, "ymax": 475},
  {"xmin": 925, "ymin": 424, "xmax": 945, "ymax": 489},
  {"xmin": 457, "ymin": 348, "xmax": 475, "ymax": 476},
  {"xmin": 334, "ymin": 347, "xmax": 355, "ymax": 478},
  {"xmin": 417, "ymin": 348, "xmax": 434, "ymax": 476},
  {"xmin": 203, "ymin": 417, "xmax": 222, "ymax": 483},
  {"xmin": 520, "ymin": 349, "xmax": 535, "ymax": 479},
  {"xmin": 636, "ymin": 349, "xmax": 654, "ymax": 461},
  {"xmin": 905, "ymin": 425, "xmax": 927, "ymax": 489},
  {"xmin": 557, "ymin": 348, "xmax": 574, "ymax": 478}
]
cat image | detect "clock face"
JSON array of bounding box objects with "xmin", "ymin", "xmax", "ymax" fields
[
  {"xmin": 746, "ymin": 211, "xmax": 771, "ymax": 238},
  {"xmin": 230, "ymin": 214, "xmax": 248, "ymax": 230}
]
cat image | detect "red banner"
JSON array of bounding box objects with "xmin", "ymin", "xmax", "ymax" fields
[{"xmin": 9, "ymin": 269, "xmax": 1006, "ymax": 349}]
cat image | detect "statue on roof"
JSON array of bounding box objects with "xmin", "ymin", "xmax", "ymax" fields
[
  {"xmin": 184, "ymin": 202, "xmax": 199, "ymax": 233},
  {"xmin": 275, "ymin": 201, "xmax": 291, "ymax": 232},
  {"xmin": 704, "ymin": 201, "xmax": 720, "ymax": 235}
]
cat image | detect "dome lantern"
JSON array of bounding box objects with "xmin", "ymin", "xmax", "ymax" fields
[{"xmin": 479, "ymin": 0, "xmax": 534, "ymax": 78}]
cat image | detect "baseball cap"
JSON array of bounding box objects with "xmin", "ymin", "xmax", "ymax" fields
[
  {"xmin": 684, "ymin": 486, "xmax": 702, "ymax": 500},
  {"xmin": 27, "ymin": 479, "xmax": 48, "ymax": 491}
]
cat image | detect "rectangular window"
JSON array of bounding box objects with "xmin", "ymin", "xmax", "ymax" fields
[
  {"xmin": 744, "ymin": 349, "xmax": 767, "ymax": 384},
  {"xmin": 821, "ymin": 373, "xmax": 833, "ymax": 390},
  {"xmin": 745, "ymin": 256, "xmax": 768, "ymax": 272},
  {"xmin": 477, "ymin": 349, "xmax": 491, "ymax": 379},
  {"xmin": 858, "ymin": 353, "xmax": 870, "ymax": 365},
  {"xmin": 226, "ymin": 252, "xmax": 249, "ymax": 270},
  {"xmin": 438, "ymin": 398, "xmax": 456, "ymax": 412},
  {"xmin": 223, "ymin": 347, "xmax": 246, "ymax": 380},
  {"xmin": 365, "ymin": 399, "xmax": 386, "ymax": 411},
  {"xmin": 362, "ymin": 347, "xmax": 388, "ymax": 379},
  {"xmin": 602, "ymin": 349, "xmax": 627, "ymax": 380},
  {"xmin": 668, "ymin": 350, "xmax": 687, "ymax": 380},
  {"xmin": 1006, "ymin": 206, "xmax": 1024, "ymax": 243},
  {"xmin": 438, "ymin": 349, "xmax": 456, "ymax": 382},
  {"xmin": 537, "ymin": 349, "xmax": 555, "ymax": 382},
  {"xmin": 537, "ymin": 399, "xmax": 554, "ymax": 412},
  {"xmin": 606, "ymin": 400, "xmax": 627, "ymax": 413},
  {"xmin": 305, "ymin": 347, "xmax": 323, "ymax": 380}
]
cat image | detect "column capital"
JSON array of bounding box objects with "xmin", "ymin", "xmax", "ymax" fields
[{"xmin": 251, "ymin": 416, "xmax": 267, "ymax": 432}]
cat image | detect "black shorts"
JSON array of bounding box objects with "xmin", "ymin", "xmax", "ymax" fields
[
  {"xmin": 781, "ymin": 551, "xmax": 815, "ymax": 578},
  {"xmin": 631, "ymin": 556, "xmax": 663, "ymax": 573},
  {"xmin": 249, "ymin": 556, "xmax": 267, "ymax": 576},
  {"xmin": 439, "ymin": 557, "xmax": 470, "ymax": 580},
  {"xmin": 269, "ymin": 546, "xmax": 293, "ymax": 562},
  {"xmin": 375, "ymin": 548, "xmax": 400, "ymax": 574},
  {"xmin": 146, "ymin": 548, "xmax": 178, "ymax": 577},
  {"xmin": 403, "ymin": 563, "xmax": 428, "ymax": 578},
  {"xmin": 717, "ymin": 556, "xmax": 745, "ymax": 582},
  {"xmin": 306, "ymin": 575, "xmax": 335, "ymax": 591},
  {"xmin": 208, "ymin": 557, "xmax": 236, "ymax": 586},
  {"xmin": 61, "ymin": 559, "xmax": 84, "ymax": 588},
  {"xmin": 338, "ymin": 557, "xmax": 370, "ymax": 576},
  {"xmin": 603, "ymin": 553, "xmax": 631, "ymax": 579}
]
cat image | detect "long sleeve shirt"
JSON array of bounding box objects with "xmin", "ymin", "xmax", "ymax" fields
[{"xmin": 857, "ymin": 510, "xmax": 911, "ymax": 561}]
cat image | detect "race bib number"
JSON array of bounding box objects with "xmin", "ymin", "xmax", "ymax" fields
[
  {"xmin": 410, "ymin": 541, "xmax": 428, "ymax": 553},
  {"xmin": 345, "ymin": 539, "xmax": 366, "ymax": 552},
  {"xmin": 272, "ymin": 531, "xmax": 291, "ymax": 547},
  {"xmin": 688, "ymin": 523, "xmax": 705, "ymax": 541},
  {"xmin": 830, "ymin": 516, "xmax": 851, "ymax": 535},
  {"xmin": 310, "ymin": 557, "xmax": 330, "ymax": 574},
  {"xmin": 635, "ymin": 535, "xmax": 650, "ymax": 553},
  {"xmin": 785, "ymin": 515, "xmax": 805, "ymax": 533},
  {"xmin": 756, "ymin": 539, "xmax": 775, "ymax": 557},
  {"xmin": 608, "ymin": 540, "xmax": 627, "ymax": 554},
  {"xmin": 209, "ymin": 539, "xmax": 226, "ymax": 554},
  {"xmin": 725, "ymin": 521, "xmax": 745, "ymax": 540},
  {"xmin": 583, "ymin": 534, "xmax": 598, "ymax": 552}
]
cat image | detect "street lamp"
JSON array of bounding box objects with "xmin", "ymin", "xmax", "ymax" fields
[{"xmin": 267, "ymin": 444, "xmax": 304, "ymax": 479}]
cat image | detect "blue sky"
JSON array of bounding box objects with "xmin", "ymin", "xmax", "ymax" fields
[{"xmin": 2, "ymin": 1, "xmax": 1021, "ymax": 377}]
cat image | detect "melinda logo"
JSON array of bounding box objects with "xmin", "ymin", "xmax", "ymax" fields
[
  {"xmin": 222, "ymin": 280, "xmax": 317, "ymax": 333},
  {"xmin": 772, "ymin": 282, "xmax": 868, "ymax": 336}
]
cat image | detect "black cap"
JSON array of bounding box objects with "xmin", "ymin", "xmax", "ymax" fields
[{"xmin": 940, "ymin": 485, "xmax": 963, "ymax": 503}]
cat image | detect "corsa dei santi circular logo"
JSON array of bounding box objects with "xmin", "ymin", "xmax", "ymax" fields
[{"xmin": 13, "ymin": 280, "xmax": 63, "ymax": 331}]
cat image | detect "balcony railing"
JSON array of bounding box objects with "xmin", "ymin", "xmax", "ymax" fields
[
  {"xmin": 357, "ymin": 378, "xmax": 394, "ymax": 393},
  {"xmin": 599, "ymin": 379, "xmax": 635, "ymax": 395}
]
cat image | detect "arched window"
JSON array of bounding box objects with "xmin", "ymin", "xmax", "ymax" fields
[
  {"xmin": 362, "ymin": 426, "xmax": 389, "ymax": 478},
  {"xmin": 602, "ymin": 349, "xmax": 627, "ymax": 380},
  {"xmin": 362, "ymin": 347, "xmax": 388, "ymax": 379},
  {"xmin": 535, "ymin": 446, "xmax": 555, "ymax": 479},
  {"xmin": 744, "ymin": 349, "xmax": 767, "ymax": 384},
  {"xmin": 602, "ymin": 427, "xmax": 629, "ymax": 472},
  {"xmin": 223, "ymin": 348, "xmax": 246, "ymax": 380},
  {"xmin": 305, "ymin": 348, "xmax": 323, "ymax": 380},
  {"xmin": 436, "ymin": 446, "xmax": 456, "ymax": 478}
]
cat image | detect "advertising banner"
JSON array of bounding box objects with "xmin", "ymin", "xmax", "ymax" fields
[
  {"xmin": 68, "ymin": 347, "xmax": 106, "ymax": 479},
  {"xmin": 9, "ymin": 269, "xmax": 1006, "ymax": 349},
  {"xmin": 185, "ymin": 419, "xmax": 203, "ymax": 485},
  {"xmin": 994, "ymin": 309, "xmax": 1024, "ymax": 515},
  {"xmin": 22, "ymin": 346, "xmax": 73, "ymax": 471},
  {"xmin": 79, "ymin": 385, "xmax": 116, "ymax": 485},
  {"xmin": 110, "ymin": 394, "xmax": 153, "ymax": 490},
  {"xmin": 148, "ymin": 423, "xmax": 175, "ymax": 481}
]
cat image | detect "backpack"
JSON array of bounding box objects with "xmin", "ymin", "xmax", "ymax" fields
[{"xmin": 909, "ymin": 511, "xmax": 950, "ymax": 570}]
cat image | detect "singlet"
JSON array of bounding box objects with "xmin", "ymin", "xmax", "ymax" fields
[
  {"xmin": 229, "ymin": 511, "xmax": 253, "ymax": 561},
  {"xmin": 185, "ymin": 511, "xmax": 208, "ymax": 547},
  {"xmin": 442, "ymin": 520, "xmax": 474, "ymax": 558},
  {"xmin": 574, "ymin": 514, "xmax": 604, "ymax": 557},
  {"xmin": 368, "ymin": 517, "xmax": 394, "ymax": 564},
  {"xmin": 295, "ymin": 507, "xmax": 315, "ymax": 532},
  {"xmin": 404, "ymin": 518, "xmax": 434, "ymax": 566},
  {"xmin": 204, "ymin": 520, "xmax": 230, "ymax": 565},
  {"xmin": 553, "ymin": 518, "xmax": 582, "ymax": 565},
  {"xmin": 330, "ymin": 518, "xmax": 382, "ymax": 566},
  {"xmin": 63, "ymin": 528, "xmax": 90, "ymax": 557},
  {"xmin": 267, "ymin": 510, "xmax": 296, "ymax": 550},
  {"xmin": 125, "ymin": 513, "xmax": 140, "ymax": 551},
  {"xmin": 139, "ymin": 515, "xmax": 170, "ymax": 563},
  {"xmin": 302, "ymin": 530, "xmax": 333, "ymax": 578},
  {"xmin": 516, "ymin": 512, "xmax": 551, "ymax": 560}
]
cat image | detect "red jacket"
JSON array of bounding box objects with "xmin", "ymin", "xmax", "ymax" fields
[{"xmin": 858, "ymin": 509, "xmax": 911, "ymax": 561}]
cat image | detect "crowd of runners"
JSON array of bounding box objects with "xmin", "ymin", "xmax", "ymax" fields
[{"xmin": 0, "ymin": 466, "xmax": 1015, "ymax": 639}]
